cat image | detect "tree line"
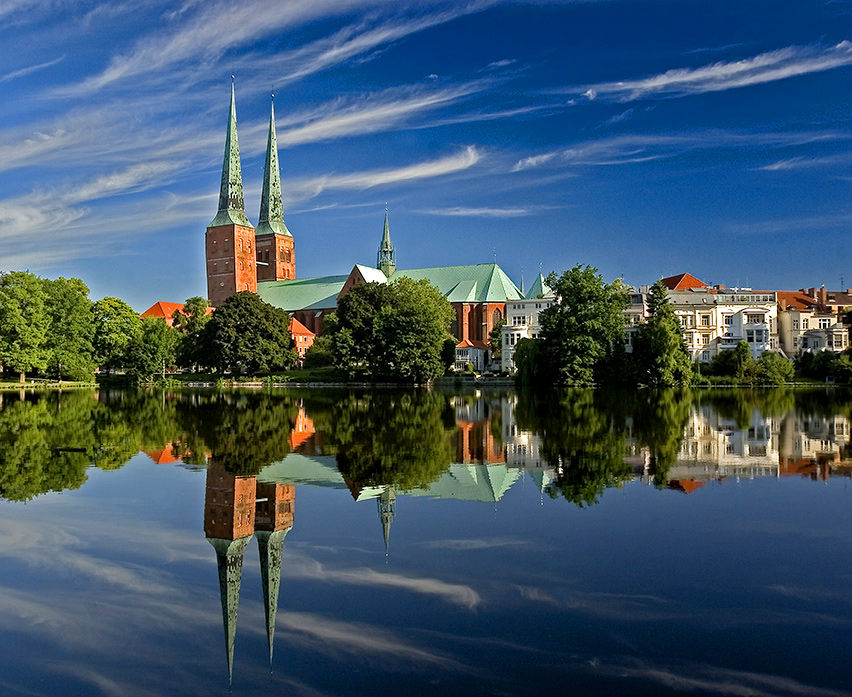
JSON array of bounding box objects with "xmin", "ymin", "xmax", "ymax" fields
[{"xmin": 0, "ymin": 271, "xmax": 302, "ymax": 382}]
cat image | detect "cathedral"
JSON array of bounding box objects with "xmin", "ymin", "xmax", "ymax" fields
[{"xmin": 206, "ymin": 85, "xmax": 543, "ymax": 369}]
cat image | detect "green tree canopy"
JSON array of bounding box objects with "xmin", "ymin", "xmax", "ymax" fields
[
  {"xmin": 201, "ymin": 291, "xmax": 296, "ymax": 375},
  {"xmin": 43, "ymin": 277, "xmax": 96, "ymax": 380},
  {"xmin": 538, "ymin": 265, "xmax": 629, "ymax": 387},
  {"xmin": 0, "ymin": 272, "xmax": 50, "ymax": 382},
  {"xmin": 327, "ymin": 278, "xmax": 454, "ymax": 382},
  {"xmin": 634, "ymin": 279, "xmax": 693, "ymax": 387},
  {"xmin": 93, "ymin": 297, "xmax": 142, "ymax": 372},
  {"xmin": 124, "ymin": 318, "xmax": 181, "ymax": 382}
]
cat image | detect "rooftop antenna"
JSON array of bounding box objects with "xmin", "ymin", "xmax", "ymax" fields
[
  {"xmin": 492, "ymin": 247, "xmax": 497, "ymax": 263},
  {"xmin": 521, "ymin": 267, "xmax": 525, "ymax": 295},
  {"xmin": 841, "ymin": 274, "xmax": 845, "ymax": 290}
]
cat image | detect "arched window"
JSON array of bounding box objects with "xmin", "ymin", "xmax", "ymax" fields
[
  {"xmin": 492, "ymin": 308, "xmax": 502, "ymax": 325},
  {"xmin": 284, "ymin": 250, "xmax": 291, "ymax": 263}
]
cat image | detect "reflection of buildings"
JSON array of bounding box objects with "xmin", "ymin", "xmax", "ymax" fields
[{"xmin": 203, "ymin": 464, "xmax": 295, "ymax": 682}]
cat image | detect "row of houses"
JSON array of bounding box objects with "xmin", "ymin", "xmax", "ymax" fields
[{"xmin": 500, "ymin": 272, "xmax": 852, "ymax": 372}]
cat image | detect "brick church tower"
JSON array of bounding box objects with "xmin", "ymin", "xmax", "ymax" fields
[
  {"xmin": 255, "ymin": 98, "xmax": 295, "ymax": 282},
  {"xmin": 206, "ymin": 81, "xmax": 257, "ymax": 307}
]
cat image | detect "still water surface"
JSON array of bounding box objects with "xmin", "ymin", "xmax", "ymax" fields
[{"xmin": 0, "ymin": 387, "xmax": 850, "ymax": 696}]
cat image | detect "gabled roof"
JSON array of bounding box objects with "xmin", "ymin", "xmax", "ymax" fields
[
  {"xmin": 661, "ymin": 273, "xmax": 707, "ymax": 291},
  {"xmin": 258, "ymin": 274, "xmax": 349, "ymax": 311},
  {"xmin": 354, "ymin": 264, "xmax": 388, "ymax": 284},
  {"xmin": 288, "ymin": 317, "xmax": 314, "ymax": 336},
  {"xmin": 390, "ymin": 263, "xmax": 523, "ymax": 302}
]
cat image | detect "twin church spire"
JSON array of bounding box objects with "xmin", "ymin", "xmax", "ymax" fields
[
  {"xmin": 206, "ymin": 81, "xmax": 294, "ymax": 305},
  {"xmin": 210, "ymin": 82, "xmax": 288, "ymax": 234}
]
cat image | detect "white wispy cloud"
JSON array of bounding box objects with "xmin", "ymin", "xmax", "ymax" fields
[
  {"xmin": 276, "ymin": 82, "xmax": 488, "ymax": 146},
  {"xmin": 0, "ymin": 54, "xmax": 65, "ymax": 83},
  {"xmin": 279, "ymin": 611, "xmax": 464, "ymax": 666},
  {"xmin": 286, "ymin": 553, "xmax": 482, "ymax": 608},
  {"xmin": 288, "ymin": 146, "xmax": 482, "ymax": 200},
  {"xmin": 570, "ymin": 41, "xmax": 852, "ymax": 101},
  {"xmin": 511, "ymin": 130, "xmax": 852, "ymax": 171},
  {"xmin": 726, "ymin": 212, "xmax": 852, "ymax": 235},
  {"xmin": 418, "ymin": 206, "xmax": 534, "ymax": 218}
]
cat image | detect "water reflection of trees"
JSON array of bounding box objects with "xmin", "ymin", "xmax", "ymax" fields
[
  {"xmin": 307, "ymin": 391, "xmax": 456, "ymax": 491},
  {"xmin": 1, "ymin": 386, "xmax": 850, "ymax": 503}
]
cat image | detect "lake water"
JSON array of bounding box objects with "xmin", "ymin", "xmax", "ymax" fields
[{"xmin": 0, "ymin": 387, "xmax": 850, "ymax": 696}]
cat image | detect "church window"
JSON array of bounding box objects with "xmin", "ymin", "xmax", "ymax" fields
[
  {"xmin": 285, "ymin": 251, "xmax": 291, "ymax": 263},
  {"xmin": 492, "ymin": 308, "xmax": 502, "ymax": 325}
]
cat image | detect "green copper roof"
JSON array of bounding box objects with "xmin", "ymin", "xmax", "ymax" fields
[
  {"xmin": 256, "ymin": 100, "xmax": 291, "ymax": 237},
  {"xmin": 208, "ymin": 535, "xmax": 251, "ymax": 684},
  {"xmin": 209, "ymin": 82, "xmax": 253, "ymax": 229},
  {"xmin": 525, "ymin": 273, "xmax": 551, "ymax": 299},
  {"xmin": 377, "ymin": 209, "xmax": 396, "ymax": 276},
  {"xmin": 390, "ymin": 263, "xmax": 523, "ymax": 303},
  {"xmin": 257, "ymin": 274, "xmax": 349, "ymax": 311},
  {"xmin": 256, "ymin": 528, "xmax": 290, "ymax": 665}
]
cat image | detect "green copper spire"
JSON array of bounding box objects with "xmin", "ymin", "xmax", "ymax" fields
[
  {"xmin": 256, "ymin": 97, "xmax": 291, "ymax": 237},
  {"xmin": 256, "ymin": 527, "xmax": 290, "ymax": 666},
  {"xmin": 208, "ymin": 536, "xmax": 252, "ymax": 685},
  {"xmin": 209, "ymin": 79, "xmax": 253, "ymax": 228},
  {"xmin": 378, "ymin": 487, "xmax": 396, "ymax": 559},
  {"xmin": 377, "ymin": 206, "xmax": 396, "ymax": 276}
]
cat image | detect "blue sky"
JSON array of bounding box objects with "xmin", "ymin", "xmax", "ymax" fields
[{"xmin": 1, "ymin": 0, "xmax": 851, "ymax": 310}]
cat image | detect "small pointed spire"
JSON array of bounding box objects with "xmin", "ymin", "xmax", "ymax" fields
[
  {"xmin": 208, "ymin": 536, "xmax": 252, "ymax": 685},
  {"xmin": 256, "ymin": 96, "xmax": 291, "ymax": 237},
  {"xmin": 209, "ymin": 79, "xmax": 252, "ymax": 228},
  {"xmin": 377, "ymin": 207, "xmax": 396, "ymax": 276},
  {"xmin": 378, "ymin": 487, "xmax": 396, "ymax": 559}
]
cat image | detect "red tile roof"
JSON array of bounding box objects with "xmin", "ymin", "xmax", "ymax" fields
[
  {"xmin": 667, "ymin": 479, "xmax": 706, "ymax": 494},
  {"xmin": 289, "ymin": 317, "xmax": 314, "ymax": 336},
  {"xmin": 661, "ymin": 273, "xmax": 707, "ymax": 291},
  {"xmin": 776, "ymin": 291, "xmax": 819, "ymax": 311},
  {"xmin": 141, "ymin": 301, "xmax": 214, "ymax": 326}
]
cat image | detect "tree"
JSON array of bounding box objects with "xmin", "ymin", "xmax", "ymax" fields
[
  {"xmin": 755, "ymin": 352, "xmax": 795, "ymax": 385},
  {"xmin": 201, "ymin": 291, "xmax": 296, "ymax": 375},
  {"xmin": 634, "ymin": 279, "xmax": 693, "ymax": 387},
  {"xmin": 124, "ymin": 318, "xmax": 181, "ymax": 382},
  {"xmin": 93, "ymin": 297, "xmax": 142, "ymax": 372},
  {"xmin": 538, "ymin": 265, "xmax": 629, "ymax": 386},
  {"xmin": 327, "ymin": 278, "xmax": 454, "ymax": 382},
  {"xmin": 0, "ymin": 272, "xmax": 50, "ymax": 382},
  {"xmin": 489, "ymin": 319, "xmax": 506, "ymax": 359},
  {"xmin": 173, "ymin": 296, "xmax": 212, "ymax": 371},
  {"xmin": 43, "ymin": 277, "xmax": 96, "ymax": 380}
]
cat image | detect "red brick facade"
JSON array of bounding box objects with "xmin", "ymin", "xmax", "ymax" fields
[
  {"xmin": 256, "ymin": 233, "xmax": 295, "ymax": 282},
  {"xmin": 203, "ymin": 463, "xmax": 258, "ymax": 540},
  {"xmin": 206, "ymin": 224, "xmax": 258, "ymax": 307}
]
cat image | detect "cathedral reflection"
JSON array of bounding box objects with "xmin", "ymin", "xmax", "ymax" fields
[{"xmin": 203, "ymin": 463, "xmax": 294, "ymax": 682}]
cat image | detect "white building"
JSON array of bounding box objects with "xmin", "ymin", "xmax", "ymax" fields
[{"xmin": 500, "ymin": 274, "xmax": 553, "ymax": 373}]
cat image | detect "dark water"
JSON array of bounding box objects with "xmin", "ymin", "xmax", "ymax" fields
[{"xmin": 0, "ymin": 387, "xmax": 850, "ymax": 697}]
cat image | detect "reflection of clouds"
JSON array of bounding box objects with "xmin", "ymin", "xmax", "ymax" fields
[
  {"xmin": 765, "ymin": 584, "xmax": 852, "ymax": 604},
  {"xmin": 421, "ymin": 537, "xmax": 530, "ymax": 551},
  {"xmin": 514, "ymin": 583, "xmax": 672, "ymax": 620},
  {"xmin": 285, "ymin": 553, "xmax": 481, "ymax": 609},
  {"xmin": 279, "ymin": 611, "xmax": 463, "ymax": 669},
  {"xmin": 51, "ymin": 663, "xmax": 162, "ymax": 697},
  {"xmin": 584, "ymin": 658, "xmax": 852, "ymax": 697}
]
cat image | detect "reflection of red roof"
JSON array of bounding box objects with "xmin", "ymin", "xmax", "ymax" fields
[
  {"xmin": 141, "ymin": 301, "xmax": 214, "ymax": 327},
  {"xmin": 668, "ymin": 479, "xmax": 706, "ymax": 494},
  {"xmin": 661, "ymin": 273, "xmax": 707, "ymax": 291},
  {"xmin": 143, "ymin": 445, "xmax": 180, "ymax": 464},
  {"xmin": 776, "ymin": 291, "xmax": 818, "ymax": 311}
]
